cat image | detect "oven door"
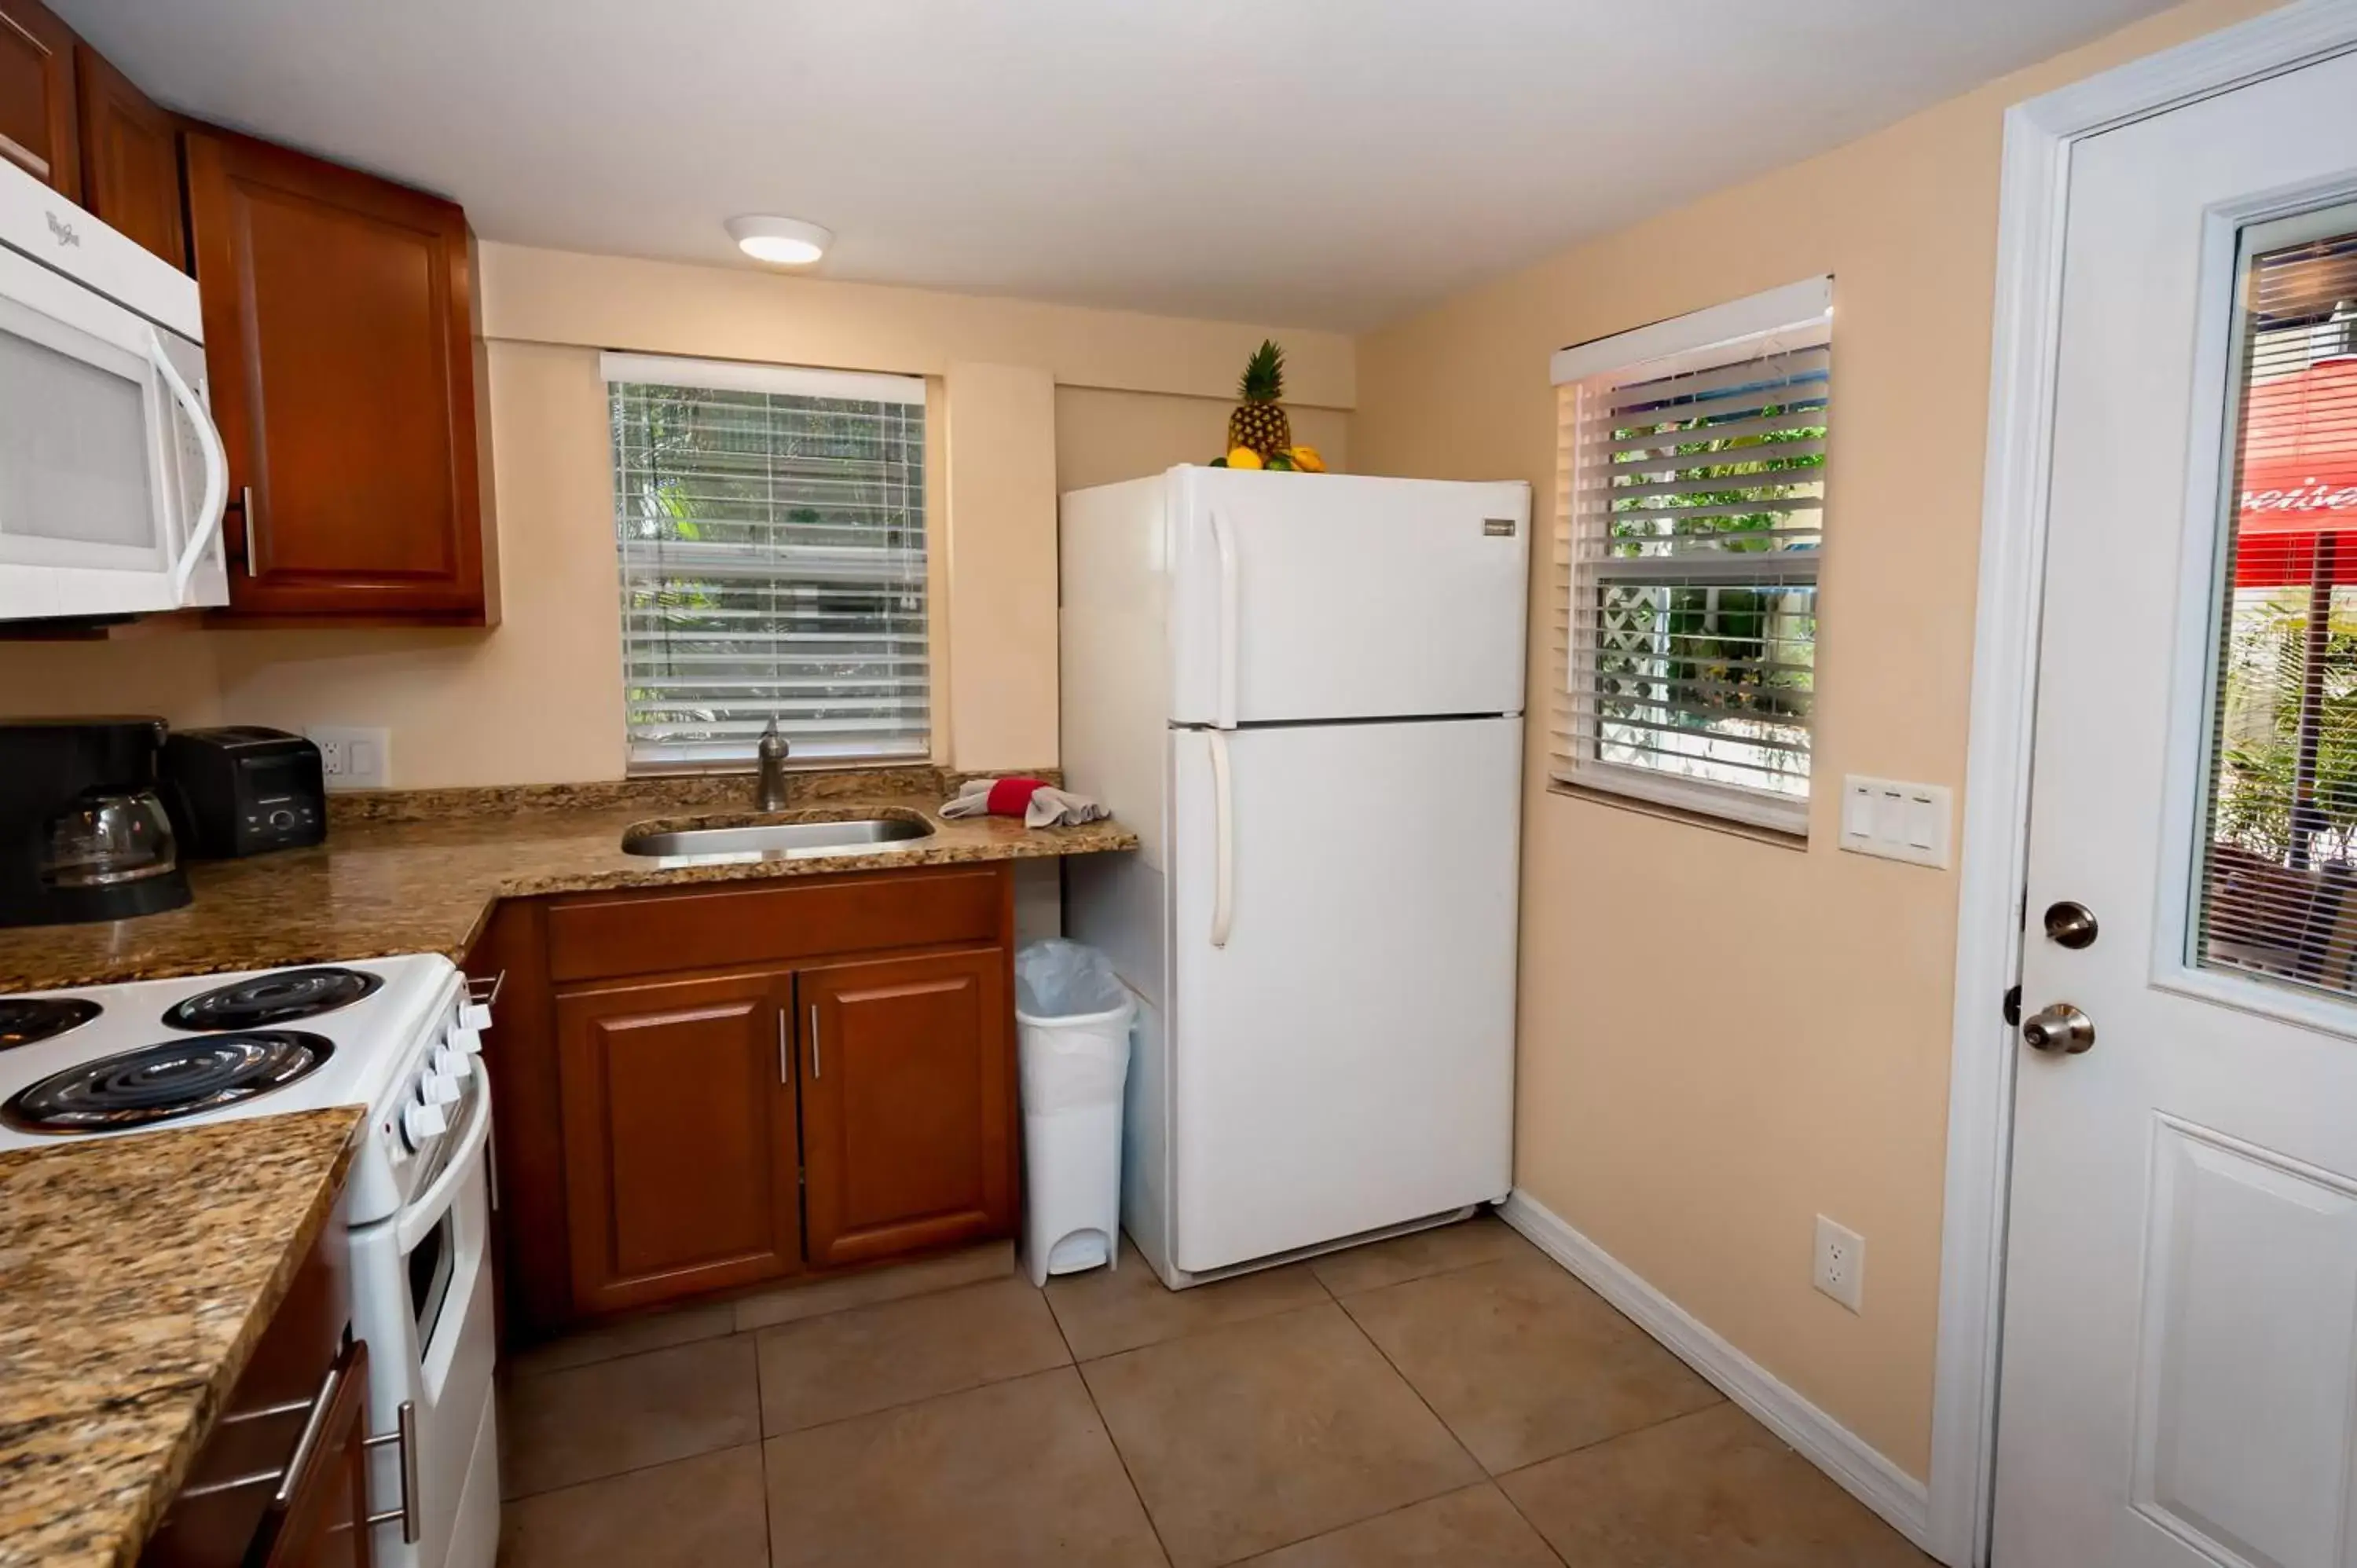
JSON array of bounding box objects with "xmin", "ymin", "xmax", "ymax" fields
[
  {"xmin": 0, "ymin": 242, "xmax": 227, "ymax": 621},
  {"xmin": 352, "ymin": 1075, "xmax": 500, "ymax": 1568}
]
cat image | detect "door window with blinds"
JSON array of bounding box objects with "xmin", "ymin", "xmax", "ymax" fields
[
  {"xmin": 1549, "ymin": 278, "xmax": 1832, "ymax": 834},
  {"xmin": 2194, "ymin": 208, "xmax": 2357, "ymax": 998},
  {"xmin": 604, "ymin": 354, "xmax": 929, "ymax": 768}
]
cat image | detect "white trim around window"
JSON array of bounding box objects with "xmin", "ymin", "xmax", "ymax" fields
[{"xmin": 1549, "ymin": 277, "xmax": 1835, "ymax": 837}]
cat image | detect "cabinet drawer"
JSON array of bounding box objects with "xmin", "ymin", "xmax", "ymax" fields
[{"xmin": 546, "ymin": 865, "xmax": 1007, "ymax": 983}]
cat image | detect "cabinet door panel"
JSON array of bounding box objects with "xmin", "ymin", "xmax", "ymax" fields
[
  {"xmin": 557, "ymin": 970, "xmax": 801, "ymax": 1314},
  {"xmin": 185, "ymin": 127, "xmax": 491, "ymax": 621},
  {"xmin": 251, "ymin": 1338, "xmax": 373, "ymax": 1568},
  {"xmin": 75, "ymin": 46, "xmax": 185, "ymax": 268},
  {"xmin": 0, "ymin": 0, "xmax": 76, "ymax": 196},
  {"xmin": 801, "ymin": 947, "xmax": 1014, "ymax": 1269}
]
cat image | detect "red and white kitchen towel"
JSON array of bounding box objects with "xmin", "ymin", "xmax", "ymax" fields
[{"xmin": 939, "ymin": 776, "xmax": 1110, "ymax": 829}]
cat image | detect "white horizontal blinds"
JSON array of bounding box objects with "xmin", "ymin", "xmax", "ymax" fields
[
  {"xmin": 2195, "ymin": 212, "xmax": 2357, "ymax": 998},
  {"xmin": 606, "ymin": 354, "xmax": 929, "ymax": 768},
  {"xmin": 1552, "ymin": 291, "xmax": 1830, "ymax": 833}
]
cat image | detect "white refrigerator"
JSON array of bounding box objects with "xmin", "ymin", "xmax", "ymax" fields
[{"xmin": 1060, "ymin": 465, "xmax": 1530, "ymax": 1287}]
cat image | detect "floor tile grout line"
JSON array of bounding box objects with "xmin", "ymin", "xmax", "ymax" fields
[
  {"xmin": 1069, "ymin": 1353, "xmax": 1179, "ymax": 1568},
  {"xmin": 1207, "ymin": 1480, "xmax": 1530, "ymax": 1568},
  {"xmin": 1326, "ymin": 1289, "xmax": 1494, "ymax": 1486},
  {"xmin": 752, "ymin": 1322, "xmax": 776, "ymax": 1568},
  {"xmin": 757, "ymin": 1352, "xmax": 1076, "ymax": 1445},
  {"xmin": 1483, "ymin": 1401, "xmax": 1741, "ymax": 1568},
  {"xmin": 1490, "ymin": 1397, "xmax": 1735, "ymax": 1483},
  {"xmin": 500, "ymin": 1436, "xmax": 768, "ymax": 1505},
  {"xmin": 512, "ymin": 1266, "xmax": 1017, "ymax": 1383}
]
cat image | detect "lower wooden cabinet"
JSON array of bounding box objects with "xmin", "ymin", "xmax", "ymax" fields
[
  {"xmin": 144, "ymin": 1203, "xmax": 370, "ymax": 1568},
  {"xmin": 801, "ymin": 947, "xmax": 1015, "ymax": 1269},
  {"xmin": 247, "ymin": 1339, "xmax": 374, "ymax": 1568},
  {"xmin": 477, "ymin": 865, "xmax": 1022, "ymax": 1336},
  {"xmin": 557, "ymin": 969, "xmax": 802, "ymax": 1315}
]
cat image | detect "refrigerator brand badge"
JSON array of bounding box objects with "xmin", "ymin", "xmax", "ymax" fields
[{"xmin": 1482, "ymin": 518, "xmax": 1516, "ymax": 537}]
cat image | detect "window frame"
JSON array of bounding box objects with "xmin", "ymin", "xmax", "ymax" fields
[
  {"xmin": 602, "ymin": 352, "xmax": 935, "ymax": 775},
  {"xmin": 1549, "ymin": 278, "xmax": 1835, "ymax": 836}
]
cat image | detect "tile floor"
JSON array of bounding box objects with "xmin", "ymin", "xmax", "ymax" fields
[{"xmin": 495, "ymin": 1216, "xmax": 1934, "ymax": 1567}]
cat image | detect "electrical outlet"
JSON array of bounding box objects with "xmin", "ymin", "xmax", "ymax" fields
[
  {"xmin": 306, "ymin": 726, "xmax": 391, "ymax": 791},
  {"xmin": 1813, "ymin": 1214, "xmax": 1865, "ymax": 1313}
]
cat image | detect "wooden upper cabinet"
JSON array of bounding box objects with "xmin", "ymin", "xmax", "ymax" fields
[
  {"xmin": 74, "ymin": 46, "xmax": 184, "ymax": 267},
  {"xmin": 0, "ymin": 0, "xmax": 77, "ymax": 196},
  {"xmin": 185, "ymin": 126, "xmax": 497, "ymax": 624},
  {"xmin": 799, "ymin": 947, "xmax": 1015, "ymax": 1270},
  {"xmin": 556, "ymin": 969, "xmax": 803, "ymax": 1315}
]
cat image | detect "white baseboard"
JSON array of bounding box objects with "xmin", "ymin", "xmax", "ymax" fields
[{"xmin": 1497, "ymin": 1189, "xmax": 1937, "ymax": 1558}]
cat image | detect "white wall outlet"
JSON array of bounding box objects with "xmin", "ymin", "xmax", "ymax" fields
[
  {"xmin": 307, "ymin": 726, "xmax": 392, "ymax": 791},
  {"xmin": 1838, "ymin": 775, "xmax": 1952, "ymax": 869},
  {"xmin": 1813, "ymin": 1214, "xmax": 1865, "ymax": 1313}
]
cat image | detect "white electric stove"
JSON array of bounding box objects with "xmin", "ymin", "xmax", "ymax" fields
[{"xmin": 0, "ymin": 954, "xmax": 501, "ymax": 1568}]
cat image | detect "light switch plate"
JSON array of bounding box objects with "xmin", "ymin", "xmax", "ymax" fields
[
  {"xmin": 1838, "ymin": 775, "xmax": 1952, "ymax": 869},
  {"xmin": 307, "ymin": 726, "xmax": 391, "ymax": 791}
]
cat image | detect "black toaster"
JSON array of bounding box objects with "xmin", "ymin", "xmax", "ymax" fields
[{"xmin": 160, "ymin": 727, "xmax": 328, "ymax": 859}]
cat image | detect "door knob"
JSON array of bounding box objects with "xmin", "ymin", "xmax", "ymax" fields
[
  {"xmin": 2021, "ymin": 1002, "xmax": 2095, "ymax": 1055},
  {"xmin": 2043, "ymin": 901, "xmax": 2099, "ymax": 949}
]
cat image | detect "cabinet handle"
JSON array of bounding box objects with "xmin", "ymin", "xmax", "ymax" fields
[
  {"xmin": 777, "ymin": 1008, "xmax": 789, "ymax": 1084},
  {"xmin": 809, "ymin": 1003, "xmax": 821, "ymax": 1079},
  {"xmin": 240, "ymin": 485, "xmax": 258, "ymax": 577},
  {"xmin": 181, "ymin": 1348, "xmax": 344, "ymax": 1504}
]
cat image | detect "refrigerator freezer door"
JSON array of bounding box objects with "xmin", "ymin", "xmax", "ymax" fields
[
  {"xmin": 1168, "ymin": 716, "xmax": 1520, "ymax": 1274},
  {"xmin": 1169, "ymin": 469, "xmax": 1530, "ymax": 726}
]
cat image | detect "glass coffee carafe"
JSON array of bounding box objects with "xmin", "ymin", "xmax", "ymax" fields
[{"xmin": 40, "ymin": 787, "xmax": 182, "ymax": 888}]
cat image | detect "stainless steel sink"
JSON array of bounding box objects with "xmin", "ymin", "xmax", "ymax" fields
[{"xmin": 622, "ymin": 816, "xmax": 936, "ymax": 860}]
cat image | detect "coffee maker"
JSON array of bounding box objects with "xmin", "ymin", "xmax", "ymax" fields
[{"xmin": 0, "ymin": 718, "xmax": 192, "ymax": 927}]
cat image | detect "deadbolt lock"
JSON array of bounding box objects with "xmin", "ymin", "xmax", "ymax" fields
[{"xmin": 2043, "ymin": 901, "xmax": 2099, "ymax": 949}]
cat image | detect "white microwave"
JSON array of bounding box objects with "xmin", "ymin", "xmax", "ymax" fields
[{"xmin": 0, "ymin": 157, "xmax": 227, "ymax": 622}]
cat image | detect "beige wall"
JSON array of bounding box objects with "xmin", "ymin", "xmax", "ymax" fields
[
  {"xmin": 0, "ymin": 249, "xmax": 1353, "ymax": 783},
  {"xmin": 1350, "ymin": 0, "xmax": 2277, "ymax": 1480}
]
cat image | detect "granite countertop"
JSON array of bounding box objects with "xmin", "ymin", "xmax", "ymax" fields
[
  {"xmin": 0, "ymin": 768, "xmax": 1137, "ymax": 991},
  {"xmin": 0, "ymin": 1108, "xmax": 364, "ymax": 1568}
]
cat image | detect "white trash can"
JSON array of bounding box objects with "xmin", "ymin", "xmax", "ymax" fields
[{"xmin": 1014, "ymin": 940, "xmax": 1135, "ymax": 1287}]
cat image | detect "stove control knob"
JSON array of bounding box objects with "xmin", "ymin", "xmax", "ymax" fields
[
  {"xmin": 457, "ymin": 1001, "xmax": 493, "ymax": 1032},
  {"xmin": 419, "ymin": 1072, "xmax": 462, "ymax": 1106},
  {"xmin": 448, "ymin": 1025, "xmax": 485, "ymax": 1055},
  {"xmin": 401, "ymin": 1100, "xmax": 449, "ymax": 1149},
  {"xmin": 431, "ymin": 1046, "xmax": 473, "ymax": 1079}
]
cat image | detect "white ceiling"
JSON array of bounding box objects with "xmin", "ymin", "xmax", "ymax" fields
[{"xmin": 57, "ymin": 0, "xmax": 2176, "ymax": 332}]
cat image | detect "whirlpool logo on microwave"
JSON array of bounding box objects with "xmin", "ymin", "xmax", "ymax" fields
[{"xmin": 46, "ymin": 211, "xmax": 81, "ymax": 247}]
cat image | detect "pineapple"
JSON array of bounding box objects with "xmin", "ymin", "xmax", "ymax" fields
[{"xmin": 1226, "ymin": 339, "xmax": 1292, "ymax": 460}]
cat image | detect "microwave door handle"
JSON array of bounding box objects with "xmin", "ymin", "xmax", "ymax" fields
[{"xmin": 149, "ymin": 330, "xmax": 227, "ymax": 602}]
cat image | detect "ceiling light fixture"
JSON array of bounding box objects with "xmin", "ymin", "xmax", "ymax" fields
[{"xmin": 726, "ymin": 215, "xmax": 832, "ymax": 267}]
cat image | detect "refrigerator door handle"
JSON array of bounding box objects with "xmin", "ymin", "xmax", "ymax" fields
[
  {"xmin": 1209, "ymin": 728, "xmax": 1234, "ymax": 947},
  {"xmin": 1209, "ymin": 505, "xmax": 1239, "ymax": 729}
]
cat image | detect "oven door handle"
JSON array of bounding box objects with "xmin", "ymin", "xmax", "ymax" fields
[{"xmin": 394, "ymin": 1077, "xmax": 493, "ymax": 1252}]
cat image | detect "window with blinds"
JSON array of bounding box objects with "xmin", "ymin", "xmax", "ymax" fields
[
  {"xmin": 1549, "ymin": 278, "xmax": 1833, "ymax": 834},
  {"xmin": 2194, "ymin": 210, "xmax": 2357, "ymax": 998},
  {"xmin": 604, "ymin": 354, "xmax": 930, "ymax": 770}
]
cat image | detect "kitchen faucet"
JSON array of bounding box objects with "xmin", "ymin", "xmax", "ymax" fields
[{"xmin": 756, "ymin": 720, "xmax": 790, "ymax": 811}]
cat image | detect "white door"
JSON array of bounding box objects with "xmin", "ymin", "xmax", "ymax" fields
[
  {"xmin": 1168, "ymin": 467, "xmax": 1530, "ymax": 726},
  {"xmin": 1998, "ymin": 50, "xmax": 2357, "ymax": 1568},
  {"xmin": 1167, "ymin": 716, "xmax": 1520, "ymax": 1274}
]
